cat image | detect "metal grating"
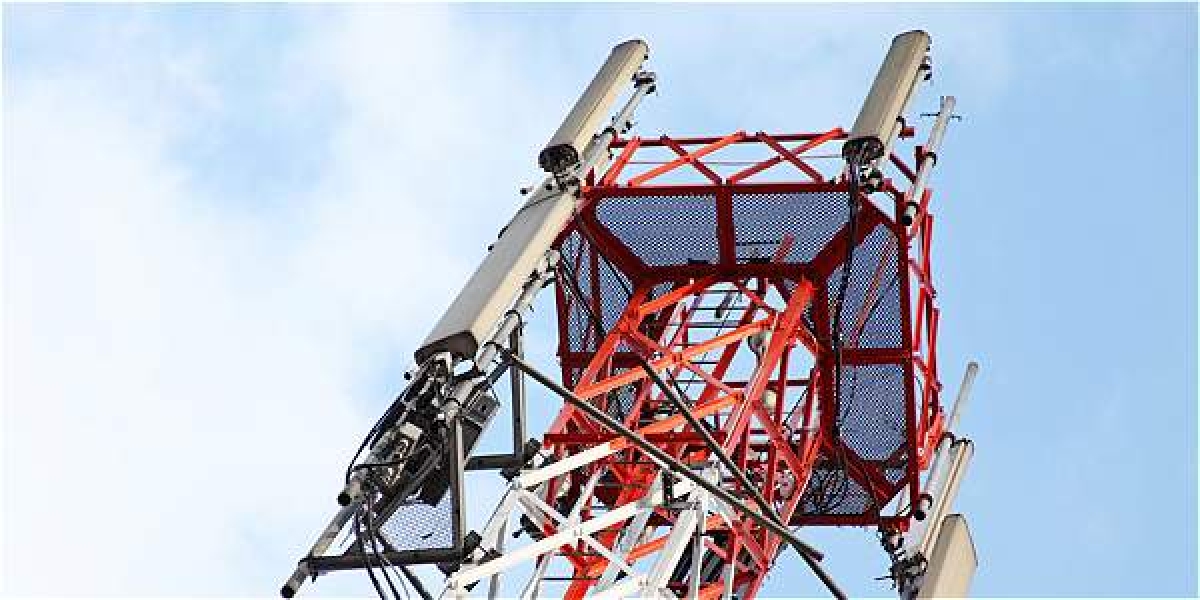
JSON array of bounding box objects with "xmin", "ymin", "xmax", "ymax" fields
[
  {"xmin": 799, "ymin": 463, "xmax": 875, "ymax": 516},
  {"xmin": 731, "ymin": 191, "xmax": 850, "ymax": 263},
  {"xmin": 379, "ymin": 486, "xmax": 456, "ymax": 552},
  {"xmin": 560, "ymin": 231, "xmax": 595, "ymax": 357},
  {"xmin": 824, "ymin": 222, "xmax": 904, "ymax": 350},
  {"xmin": 558, "ymin": 229, "xmax": 638, "ymax": 385},
  {"xmin": 605, "ymin": 378, "xmax": 637, "ymax": 422},
  {"xmin": 836, "ymin": 363, "xmax": 907, "ymax": 461},
  {"xmin": 598, "ymin": 253, "xmax": 633, "ymax": 333},
  {"xmin": 595, "ymin": 194, "xmax": 720, "ymax": 267},
  {"xmin": 884, "ymin": 452, "xmax": 908, "ymax": 486}
]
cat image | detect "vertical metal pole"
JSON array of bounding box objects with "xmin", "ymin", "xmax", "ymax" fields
[
  {"xmin": 450, "ymin": 420, "xmax": 467, "ymax": 552},
  {"xmin": 520, "ymin": 556, "xmax": 550, "ymax": 600},
  {"xmin": 914, "ymin": 361, "xmax": 978, "ymax": 518},
  {"xmin": 688, "ymin": 495, "xmax": 706, "ymax": 599},
  {"xmin": 280, "ymin": 504, "xmax": 357, "ymax": 598},
  {"xmin": 901, "ymin": 96, "xmax": 957, "ymax": 224},
  {"xmin": 946, "ymin": 360, "xmax": 977, "ymax": 434},
  {"xmin": 486, "ymin": 519, "xmax": 508, "ymax": 600},
  {"xmin": 918, "ymin": 440, "xmax": 974, "ymax": 558},
  {"xmin": 509, "ymin": 328, "xmax": 527, "ymax": 452},
  {"xmin": 906, "ymin": 362, "xmax": 979, "ymax": 563}
]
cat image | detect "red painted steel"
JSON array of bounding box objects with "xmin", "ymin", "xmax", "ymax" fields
[{"xmin": 538, "ymin": 129, "xmax": 944, "ymax": 598}]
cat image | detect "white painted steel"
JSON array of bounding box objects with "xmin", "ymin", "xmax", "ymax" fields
[
  {"xmin": 902, "ymin": 96, "xmax": 958, "ymax": 224},
  {"xmin": 445, "ymin": 459, "xmax": 702, "ymax": 598},
  {"xmin": 447, "ymin": 501, "xmax": 642, "ymax": 587},
  {"xmin": 919, "ymin": 440, "xmax": 973, "ymax": 559},
  {"xmin": 540, "ymin": 40, "xmax": 649, "ymax": 175},
  {"xmin": 645, "ymin": 466, "xmax": 718, "ymax": 596},
  {"xmin": 595, "ymin": 476, "xmax": 663, "ymax": 590},
  {"xmin": 847, "ymin": 30, "xmax": 932, "ymax": 161},
  {"xmin": 908, "ymin": 363, "xmax": 978, "ymax": 550},
  {"xmin": 418, "ymin": 43, "xmax": 652, "ymax": 365},
  {"xmin": 513, "ymin": 442, "xmax": 619, "ymax": 488},
  {"xmin": 416, "ymin": 197, "xmax": 568, "ymax": 363},
  {"xmin": 591, "ymin": 576, "xmax": 643, "ymax": 600},
  {"xmin": 946, "ymin": 361, "xmax": 978, "ymax": 435},
  {"xmin": 687, "ymin": 490, "xmax": 708, "ymax": 599},
  {"xmin": 485, "ymin": 516, "xmax": 507, "ymax": 600},
  {"xmin": 916, "ymin": 514, "xmax": 976, "ymax": 599}
]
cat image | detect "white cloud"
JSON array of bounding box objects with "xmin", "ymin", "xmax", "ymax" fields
[
  {"xmin": 3, "ymin": 43, "xmax": 358, "ymax": 599},
  {"xmin": 1, "ymin": 6, "xmax": 558, "ymax": 596}
]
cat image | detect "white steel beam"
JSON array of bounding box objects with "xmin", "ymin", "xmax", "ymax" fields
[
  {"xmin": 447, "ymin": 501, "xmax": 643, "ymax": 588},
  {"xmin": 595, "ymin": 476, "xmax": 663, "ymax": 590}
]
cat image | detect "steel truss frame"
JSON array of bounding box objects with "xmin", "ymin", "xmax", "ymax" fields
[{"xmin": 440, "ymin": 129, "xmax": 946, "ymax": 599}]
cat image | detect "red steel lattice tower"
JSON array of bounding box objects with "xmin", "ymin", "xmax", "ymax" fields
[
  {"xmin": 521, "ymin": 122, "xmax": 946, "ymax": 598},
  {"xmin": 285, "ymin": 32, "xmax": 974, "ymax": 600}
]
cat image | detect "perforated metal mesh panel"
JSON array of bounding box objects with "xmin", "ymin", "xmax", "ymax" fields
[
  {"xmin": 379, "ymin": 484, "xmax": 456, "ymax": 551},
  {"xmin": 606, "ymin": 375, "xmax": 637, "ymax": 421},
  {"xmin": 731, "ymin": 191, "xmax": 849, "ymax": 263},
  {"xmin": 836, "ymin": 363, "xmax": 907, "ymax": 461},
  {"xmin": 558, "ymin": 230, "xmax": 636, "ymax": 387},
  {"xmin": 649, "ymin": 281, "xmax": 675, "ymax": 301},
  {"xmin": 884, "ymin": 455, "xmax": 908, "ymax": 486},
  {"xmin": 595, "ymin": 194, "xmax": 720, "ymax": 266},
  {"xmin": 598, "ymin": 259, "xmax": 633, "ymax": 333},
  {"xmin": 560, "ymin": 232, "xmax": 592, "ymax": 358},
  {"xmin": 799, "ymin": 463, "xmax": 875, "ymax": 515},
  {"xmin": 559, "ymin": 186, "xmax": 916, "ymax": 522},
  {"xmin": 823, "ymin": 223, "xmax": 903, "ymax": 350},
  {"xmin": 800, "ymin": 219, "xmax": 910, "ymax": 517}
]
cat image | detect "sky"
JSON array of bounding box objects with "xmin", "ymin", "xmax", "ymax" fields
[{"xmin": 2, "ymin": 2, "xmax": 1196, "ymax": 599}]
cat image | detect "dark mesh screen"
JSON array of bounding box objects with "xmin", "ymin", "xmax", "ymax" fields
[
  {"xmin": 595, "ymin": 194, "xmax": 720, "ymax": 266},
  {"xmin": 606, "ymin": 375, "xmax": 637, "ymax": 421},
  {"xmin": 559, "ymin": 187, "xmax": 915, "ymax": 521},
  {"xmin": 731, "ymin": 191, "xmax": 849, "ymax": 263},
  {"xmin": 824, "ymin": 222, "xmax": 903, "ymax": 350},
  {"xmin": 558, "ymin": 229, "xmax": 636, "ymax": 387},
  {"xmin": 836, "ymin": 363, "xmax": 907, "ymax": 461},
  {"xmin": 379, "ymin": 491, "xmax": 455, "ymax": 551},
  {"xmin": 799, "ymin": 463, "xmax": 876, "ymax": 516},
  {"xmin": 884, "ymin": 454, "xmax": 908, "ymax": 486},
  {"xmin": 799, "ymin": 218, "xmax": 909, "ymax": 517}
]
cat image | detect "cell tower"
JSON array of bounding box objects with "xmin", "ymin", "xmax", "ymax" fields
[{"xmin": 283, "ymin": 31, "xmax": 977, "ymax": 600}]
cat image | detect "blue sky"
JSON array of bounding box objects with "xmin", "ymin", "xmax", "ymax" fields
[{"xmin": 3, "ymin": 3, "xmax": 1196, "ymax": 598}]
